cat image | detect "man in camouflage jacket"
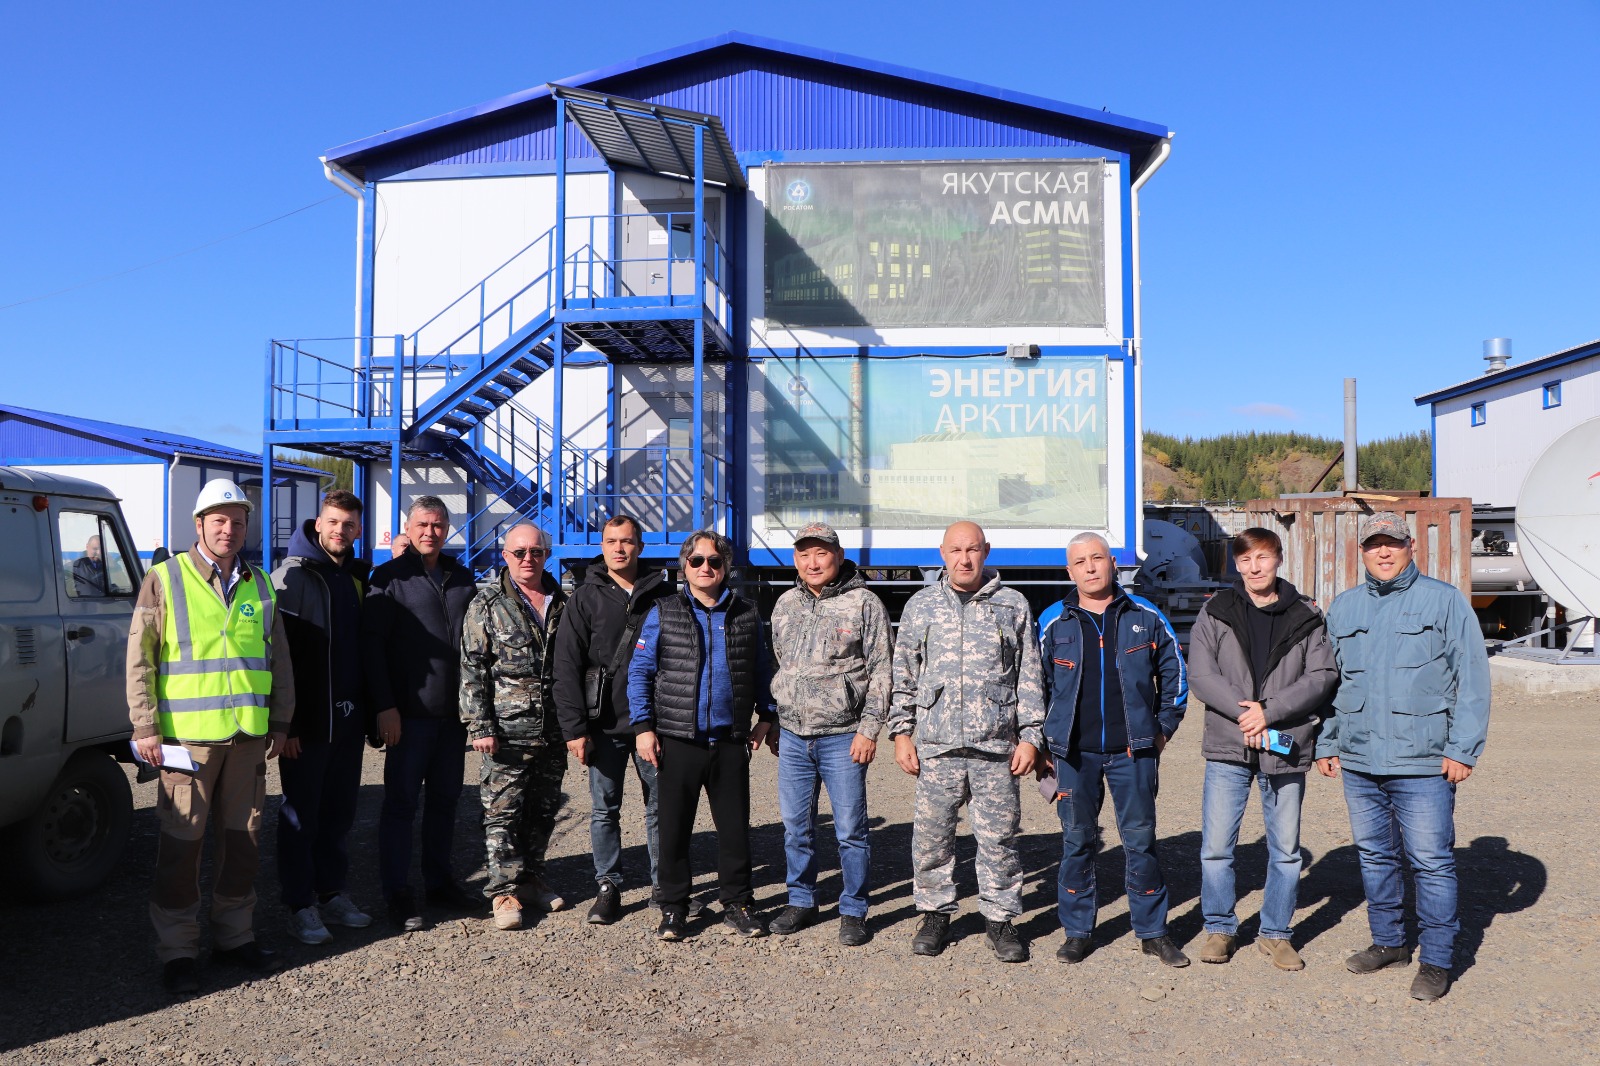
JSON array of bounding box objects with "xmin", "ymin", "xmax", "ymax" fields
[
  {"xmin": 889, "ymin": 521, "xmax": 1045, "ymax": 963},
  {"xmin": 766, "ymin": 521, "xmax": 893, "ymax": 946},
  {"xmin": 460, "ymin": 524, "xmax": 568, "ymax": 930}
]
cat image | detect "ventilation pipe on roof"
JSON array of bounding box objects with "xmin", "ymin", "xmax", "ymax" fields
[
  {"xmin": 321, "ymin": 157, "xmax": 366, "ymax": 366},
  {"xmin": 1484, "ymin": 337, "xmax": 1512, "ymax": 374},
  {"xmin": 1129, "ymin": 135, "xmax": 1172, "ymax": 563}
]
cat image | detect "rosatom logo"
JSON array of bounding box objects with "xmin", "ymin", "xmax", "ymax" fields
[
  {"xmin": 785, "ymin": 179, "xmax": 812, "ymax": 205},
  {"xmin": 240, "ymin": 603, "xmax": 256, "ymax": 618}
]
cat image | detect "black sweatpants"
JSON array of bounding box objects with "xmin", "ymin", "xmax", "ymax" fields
[{"xmin": 656, "ymin": 735, "xmax": 753, "ymax": 908}]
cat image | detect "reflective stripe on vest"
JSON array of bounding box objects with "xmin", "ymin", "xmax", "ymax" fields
[{"xmin": 153, "ymin": 553, "xmax": 276, "ymax": 741}]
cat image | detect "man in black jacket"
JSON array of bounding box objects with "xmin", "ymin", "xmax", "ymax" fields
[
  {"xmin": 553, "ymin": 515, "xmax": 671, "ymax": 925},
  {"xmin": 271, "ymin": 490, "xmax": 373, "ymax": 945},
  {"xmin": 626, "ymin": 530, "xmax": 777, "ymax": 941},
  {"xmin": 361, "ymin": 496, "xmax": 480, "ymax": 931}
]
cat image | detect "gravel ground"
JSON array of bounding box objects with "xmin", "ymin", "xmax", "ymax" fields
[{"xmin": 2, "ymin": 691, "xmax": 1594, "ymax": 1065}]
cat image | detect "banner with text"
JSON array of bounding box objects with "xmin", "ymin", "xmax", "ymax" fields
[
  {"xmin": 764, "ymin": 161, "xmax": 1107, "ymax": 329},
  {"xmin": 761, "ymin": 355, "xmax": 1108, "ymax": 530}
]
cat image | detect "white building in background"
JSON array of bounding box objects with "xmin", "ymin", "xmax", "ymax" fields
[{"xmin": 1416, "ymin": 338, "xmax": 1600, "ymax": 507}]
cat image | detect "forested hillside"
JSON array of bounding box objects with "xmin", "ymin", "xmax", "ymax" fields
[
  {"xmin": 285, "ymin": 452, "xmax": 353, "ymax": 491},
  {"xmin": 1143, "ymin": 430, "xmax": 1430, "ymax": 501}
]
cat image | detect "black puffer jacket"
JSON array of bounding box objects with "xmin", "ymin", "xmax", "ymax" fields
[
  {"xmin": 551, "ymin": 560, "xmax": 672, "ymax": 741},
  {"xmin": 270, "ymin": 520, "xmax": 369, "ymax": 743},
  {"xmin": 360, "ymin": 549, "xmax": 478, "ymax": 722}
]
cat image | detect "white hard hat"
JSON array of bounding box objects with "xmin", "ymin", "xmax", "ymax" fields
[{"xmin": 193, "ymin": 478, "xmax": 253, "ymax": 518}]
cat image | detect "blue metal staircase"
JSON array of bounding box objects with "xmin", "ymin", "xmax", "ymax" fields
[{"xmin": 262, "ymin": 88, "xmax": 746, "ymax": 572}]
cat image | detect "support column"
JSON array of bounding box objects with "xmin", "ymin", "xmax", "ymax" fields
[{"xmin": 691, "ymin": 125, "xmax": 706, "ymax": 531}]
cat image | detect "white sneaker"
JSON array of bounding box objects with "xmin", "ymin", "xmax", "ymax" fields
[
  {"xmin": 320, "ymin": 893, "xmax": 373, "ymax": 929},
  {"xmin": 289, "ymin": 906, "xmax": 333, "ymax": 945}
]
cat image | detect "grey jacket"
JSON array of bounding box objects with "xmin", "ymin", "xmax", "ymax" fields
[
  {"xmin": 769, "ymin": 561, "xmax": 893, "ymax": 740},
  {"xmin": 1187, "ymin": 579, "xmax": 1337, "ymax": 773},
  {"xmin": 887, "ymin": 568, "xmax": 1045, "ymax": 757}
]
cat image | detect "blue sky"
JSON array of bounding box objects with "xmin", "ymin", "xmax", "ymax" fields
[{"xmin": 2, "ymin": 2, "xmax": 1596, "ymax": 451}]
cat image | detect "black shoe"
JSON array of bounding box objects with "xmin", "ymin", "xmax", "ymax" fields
[
  {"xmin": 1410, "ymin": 963, "xmax": 1451, "ymax": 1002},
  {"xmin": 722, "ymin": 902, "xmax": 769, "ymax": 939},
  {"xmin": 838, "ymin": 915, "xmax": 871, "ymax": 947},
  {"xmin": 388, "ymin": 891, "xmax": 425, "ymax": 932},
  {"xmin": 587, "ymin": 882, "xmax": 621, "ymax": 925},
  {"xmin": 1141, "ymin": 935, "xmax": 1191, "ymax": 968},
  {"xmin": 425, "ymin": 882, "xmax": 483, "ymax": 912},
  {"xmin": 768, "ymin": 905, "xmax": 818, "ymax": 936},
  {"xmin": 911, "ymin": 911, "xmax": 951, "ymax": 957},
  {"xmin": 650, "ymin": 886, "xmax": 706, "ymax": 917},
  {"xmin": 211, "ymin": 941, "xmax": 283, "ymax": 975},
  {"xmin": 1056, "ymin": 936, "xmax": 1092, "ymax": 964},
  {"xmin": 161, "ymin": 957, "xmax": 200, "ymax": 995},
  {"xmin": 1346, "ymin": 943, "xmax": 1413, "ymax": 973},
  {"xmin": 985, "ymin": 919, "xmax": 1028, "ymax": 963},
  {"xmin": 656, "ymin": 906, "xmax": 688, "ymax": 942}
]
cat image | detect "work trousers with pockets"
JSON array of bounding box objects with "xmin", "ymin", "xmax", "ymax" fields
[
  {"xmin": 150, "ymin": 736, "xmax": 267, "ymax": 963},
  {"xmin": 655, "ymin": 735, "xmax": 753, "ymax": 909}
]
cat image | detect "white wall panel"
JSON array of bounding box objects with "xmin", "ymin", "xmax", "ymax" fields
[
  {"xmin": 1434, "ymin": 356, "xmax": 1600, "ymax": 506},
  {"xmin": 24, "ymin": 462, "xmax": 166, "ymax": 556}
]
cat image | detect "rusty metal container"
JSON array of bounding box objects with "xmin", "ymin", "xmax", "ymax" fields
[{"xmin": 1242, "ymin": 497, "xmax": 1472, "ymax": 605}]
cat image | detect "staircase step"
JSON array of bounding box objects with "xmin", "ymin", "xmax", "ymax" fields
[
  {"xmin": 456, "ymin": 398, "xmax": 494, "ymax": 418},
  {"xmin": 492, "ymin": 369, "xmax": 532, "ymax": 390},
  {"xmin": 438, "ymin": 412, "xmax": 476, "ymax": 432},
  {"xmin": 474, "ymin": 382, "xmax": 512, "ymax": 403},
  {"xmin": 511, "ymin": 356, "xmax": 548, "ymax": 377}
]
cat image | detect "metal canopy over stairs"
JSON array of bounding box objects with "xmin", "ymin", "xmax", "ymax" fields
[{"xmin": 262, "ymin": 90, "xmax": 745, "ymax": 573}]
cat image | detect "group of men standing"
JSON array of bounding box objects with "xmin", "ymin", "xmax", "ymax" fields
[{"xmin": 130, "ymin": 479, "xmax": 1488, "ymax": 1005}]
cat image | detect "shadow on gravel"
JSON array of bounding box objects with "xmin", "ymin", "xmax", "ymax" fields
[{"xmin": 1453, "ymin": 835, "xmax": 1546, "ymax": 975}]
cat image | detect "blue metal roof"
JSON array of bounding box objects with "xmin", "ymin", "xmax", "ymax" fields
[
  {"xmin": 0, "ymin": 404, "xmax": 325, "ymax": 477},
  {"xmin": 1414, "ymin": 338, "xmax": 1600, "ymax": 407},
  {"xmin": 327, "ymin": 32, "xmax": 1171, "ymax": 182}
]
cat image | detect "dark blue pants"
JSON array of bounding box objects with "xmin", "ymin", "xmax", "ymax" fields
[
  {"xmin": 276, "ymin": 718, "xmax": 367, "ymax": 910},
  {"xmin": 1055, "ymin": 748, "xmax": 1169, "ymax": 940},
  {"xmin": 378, "ymin": 717, "xmax": 467, "ymax": 899}
]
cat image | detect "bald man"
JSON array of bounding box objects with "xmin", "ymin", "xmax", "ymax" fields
[{"xmin": 888, "ymin": 521, "xmax": 1045, "ymax": 962}]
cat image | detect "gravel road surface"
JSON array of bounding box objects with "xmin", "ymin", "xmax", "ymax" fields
[{"xmin": 2, "ymin": 691, "xmax": 1592, "ymax": 1064}]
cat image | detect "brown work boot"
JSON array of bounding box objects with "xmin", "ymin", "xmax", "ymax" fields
[
  {"xmin": 1257, "ymin": 937, "xmax": 1305, "ymax": 971},
  {"xmin": 529, "ymin": 876, "xmax": 568, "ymax": 913},
  {"xmin": 492, "ymin": 894, "xmax": 523, "ymax": 931},
  {"xmin": 1199, "ymin": 933, "xmax": 1236, "ymax": 964}
]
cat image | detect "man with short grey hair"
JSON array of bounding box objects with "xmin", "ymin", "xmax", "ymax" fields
[
  {"xmin": 461, "ymin": 522, "xmax": 568, "ymax": 930},
  {"xmin": 1037, "ymin": 530, "xmax": 1190, "ymax": 968},
  {"xmin": 363, "ymin": 496, "xmax": 480, "ymax": 931}
]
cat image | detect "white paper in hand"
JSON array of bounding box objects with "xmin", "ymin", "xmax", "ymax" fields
[{"xmin": 128, "ymin": 741, "xmax": 199, "ymax": 773}]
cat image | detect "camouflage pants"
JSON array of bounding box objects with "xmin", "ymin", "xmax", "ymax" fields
[
  {"xmin": 912, "ymin": 749, "xmax": 1022, "ymax": 922},
  {"xmin": 480, "ymin": 742, "xmax": 567, "ymax": 899}
]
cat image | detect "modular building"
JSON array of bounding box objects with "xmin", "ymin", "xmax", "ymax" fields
[
  {"xmin": 264, "ymin": 33, "xmax": 1171, "ymax": 576},
  {"xmin": 0, "ymin": 404, "xmax": 326, "ymax": 562},
  {"xmin": 1416, "ymin": 337, "xmax": 1600, "ymax": 507}
]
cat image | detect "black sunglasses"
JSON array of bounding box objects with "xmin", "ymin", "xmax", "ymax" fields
[
  {"xmin": 505, "ymin": 547, "xmax": 548, "ymax": 560},
  {"xmin": 686, "ymin": 554, "xmax": 725, "ymax": 571}
]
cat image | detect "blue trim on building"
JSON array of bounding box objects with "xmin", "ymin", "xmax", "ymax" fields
[
  {"xmin": 376, "ymin": 159, "xmax": 613, "ymax": 183},
  {"xmin": 325, "ymin": 32, "xmax": 1168, "ymax": 171},
  {"xmin": 0, "ymin": 454, "xmax": 166, "ymax": 466},
  {"xmin": 0, "ymin": 404, "xmax": 322, "ymax": 477},
  {"xmin": 1541, "ymin": 380, "xmax": 1562, "ymax": 409},
  {"xmin": 1415, "ymin": 338, "xmax": 1600, "ymax": 406},
  {"xmin": 743, "ymin": 147, "xmax": 1127, "ymax": 165}
]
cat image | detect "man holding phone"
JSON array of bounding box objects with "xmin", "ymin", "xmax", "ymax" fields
[{"xmin": 1187, "ymin": 527, "xmax": 1337, "ymax": 970}]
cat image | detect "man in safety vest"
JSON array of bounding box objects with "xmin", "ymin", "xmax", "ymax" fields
[{"xmin": 128, "ymin": 478, "xmax": 296, "ymax": 995}]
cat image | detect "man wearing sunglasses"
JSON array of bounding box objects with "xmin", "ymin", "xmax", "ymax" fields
[
  {"xmin": 627, "ymin": 529, "xmax": 776, "ymax": 941},
  {"xmin": 460, "ymin": 523, "xmax": 569, "ymax": 931}
]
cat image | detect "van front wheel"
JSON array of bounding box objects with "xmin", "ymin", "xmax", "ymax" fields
[{"xmin": 3, "ymin": 751, "xmax": 133, "ymax": 899}]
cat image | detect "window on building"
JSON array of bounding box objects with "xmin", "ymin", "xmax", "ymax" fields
[
  {"xmin": 1470, "ymin": 402, "xmax": 1486, "ymax": 427},
  {"xmin": 1543, "ymin": 381, "xmax": 1562, "ymax": 409}
]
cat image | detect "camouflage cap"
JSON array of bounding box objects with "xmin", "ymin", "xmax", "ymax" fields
[
  {"xmin": 1358, "ymin": 511, "xmax": 1412, "ymax": 545},
  {"xmin": 794, "ymin": 520, "xmax": 840, "ymax": 546}
]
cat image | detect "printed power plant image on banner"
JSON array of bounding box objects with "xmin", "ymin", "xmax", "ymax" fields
[
  {"xmin": 764, "ymin": 162, "xmax": 1106, "ymax": 328},
  {"xmin": 759, "ymin": 356, "xmax": 1108, "ymax": 530}
]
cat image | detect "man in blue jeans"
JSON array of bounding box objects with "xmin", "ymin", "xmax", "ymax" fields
[
  {"xmin": 1186, "ymin": 527, "xmax": 1337, "ymax": 970},
  {"xmin": 765, "ymin": 522, "xmax": 893, "ymax": 946},
  {"xmin": 1038, "ymin": 532, "xmax": 1189, "ymax": 968},
  {"xmin": 553, "ymin": 515, "xmax": 671, "ymax": 924},
  {"xmin": 1317, "ymin": 512, "xmax": 1491, "ymax": 1002}
]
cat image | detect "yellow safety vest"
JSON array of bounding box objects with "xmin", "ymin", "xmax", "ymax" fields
[{"xmin": 153, "ymin": 553, "xmax": 276, "ymax": 741}]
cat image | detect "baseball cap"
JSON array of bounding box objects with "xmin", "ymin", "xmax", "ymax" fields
[
  {"xmin": 794, "ymin": 521, "xmax": 840, "ymax": 546},
  {"xmin": 1358, "ymin": 511, "xmax": 1411, "ymax": 545}
]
